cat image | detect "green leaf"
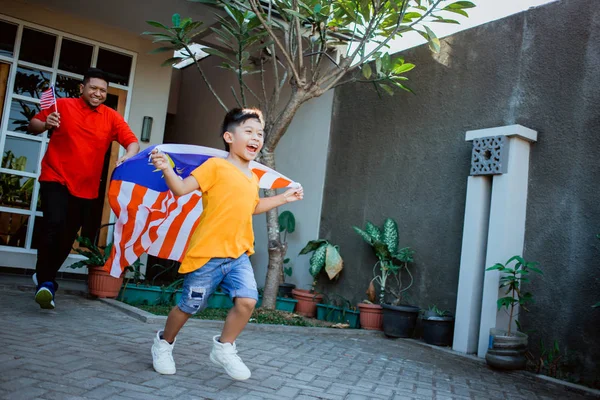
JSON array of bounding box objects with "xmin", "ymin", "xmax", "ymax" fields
[
  {"xmin": 278, "ymin": 210, "xmax": 296, "ymax": 234},
  {"xmin": 445, "ymin": 1, "xmax": 476, "ymax": 9},
  {"xmin": 149, "ymin": 46, "xmax": 178, "ymax": 54},
  {"xmin": 593, "ymin": 302, "xmax": 600, "ymax": 308},
  {"xmin": 382, "ymin": 218, "xmax": 398, "ymax": 254},
  {"xmin": 392, "ymin": 63, "xmax": 415, "ymax": 74},
  {"xmin": 172, "ymin": 13, "xmax": 181, "ymax": 28},
  {"xmin": 299, "ymin": 239, "xmax": 328, "ymax": 255},
  {"xmin": 442, "ymin": 8, "xmax": 468, "ymax": 17},
  {"xmin": 203, "ymin": 47, "xmax": 232, "ymax": 60},
  {"xmin": 353, "ymin": 226, "xmax": 372, "ymax": 245},
  {"xmin": 314, "ymin": 4, "xmax": 322, "ymax": 13},
  {"xmin": 486, "ymin": 263, "xmax": 504, "ymax": 271},
  {"xmin": 147, "ymin": 20, "xmax": 169, "ymax": 30},
  {"xmin": 362, "ymin": 63, "xmax": 372, "ymax": 79},
  {"xmin": 395, "ymin": 247, "xmax": 414, "ymax": 263},
  {"xmin": 324, "ymin": 244, "xmax": 343, "ymax": 280},
  {"xmin": 365, "ymin": 222, "xmax": 382, "ymax": 242},
  {"xmin": 424, "ymin": 26, "xmax": 440, "ymax": 53},
  {"xmin": 309, "ymin": 244, "xmax": 327, "ymax": 278},
  {"xmin": 373, "ymin": 240, "xmax": 391, "ymax": 262},
  {"xmin": 161, "ymin": 57, "xmax": 184, "ymax": 67},
  {"xmin": 284, "ymin": 266, "xmax": 293, "ymax": 277}
]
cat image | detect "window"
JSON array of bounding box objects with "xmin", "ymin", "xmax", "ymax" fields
[{"xmin": 0, "ymin": 20, "xmax": 17, "ymax": 57}]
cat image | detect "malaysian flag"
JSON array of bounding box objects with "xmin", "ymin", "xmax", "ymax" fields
[
  {"xmin": 103, "ymin": 144, "xmax": 299, "ymax": 277},
  {"xmin": 40, "ymin": 86, "xmax": 56, "ymax": 111}
]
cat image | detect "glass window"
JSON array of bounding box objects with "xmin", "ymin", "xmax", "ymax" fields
[
  {"xmin": 0, "ymin": 173, "xmax": 35, "ymax": 209},
  {"xmin": 2, "ymin": 136, "xmax": 41, "ymax": 173},
  {"xmin": 0, "ymin": 20, "xmax": 18, "ymax": 57},
  {"xmin": 7, "ymin": 99, "xmax": 40, "ymax": 133},
  {"xmin": 55, "ymin": 74, "xmax": 81, "ymax": 98},
  {"xmin": 96, "ymin": 48, "xmax": 132, "ymax": 86},
  {"xmin": 0, "ymin": 212, "xmax": 29, "ymax": 248},
  {"xmin": 14, "ymin": 65, "xmax": 51, "ymax": 98},
  {"xmin": 59, "ymin": 39, "xmax": 93, "ymax": 75},
  {"xmin": 19, "ymin": 28, "xmax": 56, "ymax": 67}
]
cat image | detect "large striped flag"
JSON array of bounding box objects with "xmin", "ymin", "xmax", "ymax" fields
[{"xmin": 103, "ymin": 144, "xmax": 299, "ymax": 277}]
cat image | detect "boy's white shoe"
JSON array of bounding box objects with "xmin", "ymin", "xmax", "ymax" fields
[
  {"xmin": 210, "ymin": 335, "xmax": 251, "ymax": 381},
  {"xmin": 151, "ymin": 331, "xmax": 176, "ymax": 375}
]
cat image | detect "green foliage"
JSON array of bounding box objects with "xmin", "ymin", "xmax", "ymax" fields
[
  {"xmin": 353, "ymin": 218, "xmax": 415, "ymax": 304},
  {"xmin": 0, "ymin": 151, "xmax": 35, "ymax": 207},
  {"xmin": 486, "ymin": 255, "xmax": 542, "ymax": 336},
  {"xmin": 279, "ymin": 210, "xmax": 296, "ymax": 234},
  {"xmin": 299, "ymin": 239, "xmax": 343, "ymax": 291},
  {"xmin": 428, "ymin": 304, "xmax": 450, "ymax": 317},
  {"xmin": 69, "ymin": 236, "xmax": 114, "ymax": 269},
  {"xmin": 527, "ymin": 339, "xmax": 567, "ymax": 379}
]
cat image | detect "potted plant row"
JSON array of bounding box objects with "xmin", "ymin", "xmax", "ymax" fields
[
  {"xmin": 421, "ymin": 305, "xmax": 455, "ymax": 346},
  {"xmin": 316, "ymin": 294, "xmax": 360, "ymax": 328},
  {"xmin": 485, "ymin": 255, "xmax": 542, "ymax": 370},
  {"xmin": 292, "ymin": 239, "xmax": 344, "ymax": 317},
  {"xmin": 354, "ymin": 218, "xmax": 419, "ymax": 336}
]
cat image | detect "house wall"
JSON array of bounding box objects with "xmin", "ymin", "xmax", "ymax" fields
[
  {"xmin": 321, "ymin": 0, "xmax": 600, "ymax": 387},
  {"xmin": 169, "ymin": 56, "xmax": 333, "ymax": 290}
]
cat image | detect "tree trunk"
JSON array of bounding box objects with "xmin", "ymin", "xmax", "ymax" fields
[{"xmin": 259, "ymin": 87, "xmax": 312, "ymax": 309}]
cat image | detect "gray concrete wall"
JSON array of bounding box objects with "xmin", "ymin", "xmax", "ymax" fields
[
  {"xmin": 321, "ymin": 0, "xmax": 600, "ymax": 387},
  {"xmin": 168, "ymin": 57, "xmax": 333, "ymax": 291}
]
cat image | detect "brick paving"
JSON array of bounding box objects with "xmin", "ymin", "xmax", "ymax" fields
[{"xmin": 0, "ymin": 288, "xmax": 595, "ymax": 400}]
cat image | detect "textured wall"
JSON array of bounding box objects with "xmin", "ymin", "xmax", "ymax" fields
[{"xmin": 321, "ymin": 0, "xmax": 599, "ymax": 387}]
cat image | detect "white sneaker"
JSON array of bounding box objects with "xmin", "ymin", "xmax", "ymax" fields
[
  {"xmin": 151, "ymin": 331, "xmax": 176, "ymax": 375},
  {"xmin": 209, "ymin": 335, "xmax": 251, "ymax": 381}
]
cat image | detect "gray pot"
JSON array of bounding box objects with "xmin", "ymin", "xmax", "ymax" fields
[{"xmin": 485, "ymin": 328, "xmax": 528, "ymax": 370}]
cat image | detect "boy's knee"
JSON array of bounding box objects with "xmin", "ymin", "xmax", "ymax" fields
[{"xmin": 234, "ymin": 297, "xmax": 256, "ymax": 312}]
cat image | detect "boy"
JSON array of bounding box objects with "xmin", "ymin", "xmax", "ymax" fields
[{"xmin": 150, "ymin": 108, "xmax": 303, "ymax": 381}]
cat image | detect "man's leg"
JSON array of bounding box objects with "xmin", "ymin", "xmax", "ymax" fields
[{"xmin": 34, "ymin": 183, "xmax": 83, "ymax": 308}]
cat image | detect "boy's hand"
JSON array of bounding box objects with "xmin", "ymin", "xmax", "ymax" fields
[
  {"xmin": 282, "ymin": 186, "xmax": 303, "ymax": 203},
  {"xmin": 150, "ymin": 149, "xmax": 171, "ymax": 171}
]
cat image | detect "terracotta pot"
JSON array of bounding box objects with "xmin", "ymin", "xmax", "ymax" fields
[
  {"xmin": 358, "ymin": 303, "xmax": 383, "ymax": 330},
  {"xmin": 291, "ymin": 289, "xmax": 323, "ymax": 317},
  {"xmin": 88, "ymin": 266, "xmax": 123, "ymax": 298}
]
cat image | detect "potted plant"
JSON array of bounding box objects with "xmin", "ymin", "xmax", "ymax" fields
[
  {"xmin": 120, "ymin": 261, "xmax": 179, "ymax": 306},
  {"xmin": 421, "ymin": 305, "xmax": 454, "ymax": 346},
  {"xmin": 69, "ymin": 236, "xmax": 122, "ymax": 298},
  {"xmin": 485, "ymin": 255, "xmax": 543, "ymax": 370},
  {"xmin": 354, "ymin": 218, "xmax": 419, "ymax": 337},
  {"xmin": 278, "ymin": 210, "xmax": 296, "ymax": 298},
  {"xmin": 294, "ymin": 239, "xmax": 344, "ymax": 317}
]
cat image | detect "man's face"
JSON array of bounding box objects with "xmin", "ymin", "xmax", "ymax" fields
[{"xmin": 79, "ymin": 77, "xmax": 108, "ymax": 108}]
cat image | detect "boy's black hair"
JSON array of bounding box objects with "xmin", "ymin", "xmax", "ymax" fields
[
  {"xmin": 82, "ymin": 68, "xmax": 109, "ymax": 86},
  {"xmin": 221, "ymin": 108, "xmax": 265, "ymax": 151}
]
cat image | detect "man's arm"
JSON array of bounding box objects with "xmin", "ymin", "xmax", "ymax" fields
[
  {"xmin": 254, "ymin": 186, "xmax": 304, "ymax": 215},
  {"xmin": 117, "ymin": 142, "xmax": 140, "ymax": 166},
  {"xmin": 28, "ymin": 112, "xmax": 60, "ymax": 134},
  {"xmin": 151, "ymin": 150, "xmax": 199, "ymax": 196}
]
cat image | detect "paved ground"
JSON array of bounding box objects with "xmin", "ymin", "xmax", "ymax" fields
[{"xmin": 0, "ymin": 288, "xmax": 595, "ymax": 400}]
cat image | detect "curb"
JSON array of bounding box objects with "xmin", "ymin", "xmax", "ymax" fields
[{"xmin": 99, "ymin": 298, "xmax": 383, "ymax": 336}]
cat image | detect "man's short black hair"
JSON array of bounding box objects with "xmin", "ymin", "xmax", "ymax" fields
[
  {"xmin": 221, "ymin": 108, "xmax": 265, "ymax": 151},
  {"xmin": 83, "ymin": 68, "xmax": 109, "ymax": 86}
]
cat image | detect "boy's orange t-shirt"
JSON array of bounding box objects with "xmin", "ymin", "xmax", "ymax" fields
[{"xmin": 178, "ymin": 158, "xmax": 260, "ymax": 274}]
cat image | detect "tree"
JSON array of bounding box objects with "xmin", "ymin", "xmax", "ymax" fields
[{"xmin": 144, "ymin": 0, "xmax": 474, "ymax": 308}]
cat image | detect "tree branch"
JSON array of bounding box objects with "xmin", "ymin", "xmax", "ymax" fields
[
  {"xmin": 248, "ymin": 0, "xmax": 302, "ymax": 86},
  {"xmin": 184, "ymin": 44, "xmax": 228, "ymax": 112}
]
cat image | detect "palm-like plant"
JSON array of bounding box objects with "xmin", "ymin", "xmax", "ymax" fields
[
  {"xmin": 298, "ymin": 239, "xmax": 343, "ymax": 292},
  {"xmin": 353, "ymin": 218, "xmax": 414, "ymax": 305},
  {"xmin": 69, "ymin": 236, "xmax": 113, "ymax": 269}
]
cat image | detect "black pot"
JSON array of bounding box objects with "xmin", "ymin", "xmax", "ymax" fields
[
  {"xmin": 278, "ymin": 283, "xmax": 296, "ymax": 298},
  {"xmin": 485, "ymin": 329, "xmax": 528, "ymax": 370},
  {"xmin": 422, "ymin": 317, "xmax": 455, "ymax": 346},
  {"xmin": 381, "ymin": 304, "xmax": 420, "ymax": 338}
]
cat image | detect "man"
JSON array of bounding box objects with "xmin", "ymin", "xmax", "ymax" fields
[{"xmin": 28, "ymin": 68, "xmax": 140, "ymax": 309}]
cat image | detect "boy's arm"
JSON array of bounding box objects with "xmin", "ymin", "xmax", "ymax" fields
[
  {"xmin": 151, "ymin": 150, "xmax": 200, "ymax": 196},
  {"xmin": 254, "ymin": 186, "xmax": 303, "ymax": 215}
]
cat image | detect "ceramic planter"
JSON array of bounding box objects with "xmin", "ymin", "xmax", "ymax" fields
[
  {"xmin": 291, "ymin": 289, "xmax": 323, "ymax": 317},
  {"xmin": 381, "ymin": 304, "xmax": 420, "ymax": 338},
  {"xmin": 316, "ymin": 304, "xmax": 360, "ymax": 328},
  {"xmin": 485, "ymin": 328, "xmax": 528, "ymax": 370},
  {"xmin": 422, "ymin": 316, "xmax": 455, "ymax": 346},
  {"xmin": 88, "ymin": 266, "xmax": 123, "ymax": 298},
  {"xmin": 357, "ymin": 303, "xmax": 383, "ymax": 330}
]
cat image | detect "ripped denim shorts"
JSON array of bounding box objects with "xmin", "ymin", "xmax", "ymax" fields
[{"xmin": 177, "ymin": 254, "xmax": 258, "ymax": 315}]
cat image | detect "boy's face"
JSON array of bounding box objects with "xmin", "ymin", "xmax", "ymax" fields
[{"xmin": 224, "ymin": 118, "xmax": 264, "ymax": 161}]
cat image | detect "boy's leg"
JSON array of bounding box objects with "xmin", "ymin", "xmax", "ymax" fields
[
  {"xmin": 211, "ymin": 254, "xmax": 258, "ymax": 380},
  {"xmin": 152, "ymin": 259, "xmax": 222, "ymax": 375}
]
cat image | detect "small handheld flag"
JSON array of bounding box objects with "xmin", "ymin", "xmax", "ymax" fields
[{"xmin": 40, "ymin": 86, "xmax": 57, "ymax": 112}]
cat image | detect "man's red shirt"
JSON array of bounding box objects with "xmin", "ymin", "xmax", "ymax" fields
[{"xmin": 33, "ymin": 97, "xmax": 138, "ymax": 199}]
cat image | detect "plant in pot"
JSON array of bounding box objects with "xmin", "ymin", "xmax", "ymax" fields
[
  {"xmin": 120, "ymin": 260, "xmax": 181, "ymax": 306},
  {"xmin": 69, "ymin": 236, "xmax": 121, "ymax": 298},
  {"xmin": 295, "ymin": 239, "xmax": 344, "ymax": 317},
  {"xmin": 316, "ymin": 293, "xmax": 360, "ymax": 329},
  {"xmin": 278, "ymin": 210, "xmax": 296, "ymax": 298},
  {"xmin": 485, "ymin": 255, "xmax": 542, "ymax": 370},
  {"xmin": 421, "ymin": 305, "xmax": 454, "ymax": 346},
  {"xmin": 354, "ymin": 218, "xmax": 419, "ymax": 337}
]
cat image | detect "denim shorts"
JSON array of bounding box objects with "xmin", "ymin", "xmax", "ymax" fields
[{"xmin": 177, "ymin": 254, "xmax": 258, "ymax": 315}]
